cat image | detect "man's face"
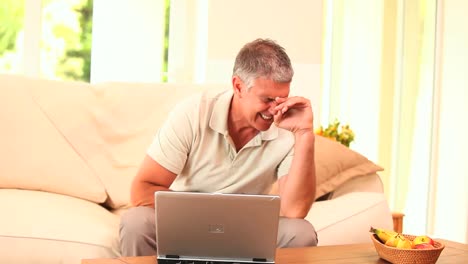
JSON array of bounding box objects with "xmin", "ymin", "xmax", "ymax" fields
[{"xmin": 238, "ymin": 78, "xmax": 290, "ymax": 131}]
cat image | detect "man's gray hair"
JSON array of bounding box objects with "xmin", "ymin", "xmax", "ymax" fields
[{"xmin": 232, "ymin": 38, "xmax": 294, "ymax": 89}]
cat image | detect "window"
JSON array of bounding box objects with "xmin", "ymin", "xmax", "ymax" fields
[
  {"xmin": 41, "ymin": 0, "xmax": 93, "ymax": 81},
  {"xmin": 0, "ymin": 0, "xmax": 93, "ymax": 82},
  {"xmin": 0, "ymin": 0, "xmax": 24, "ymax": 74}
]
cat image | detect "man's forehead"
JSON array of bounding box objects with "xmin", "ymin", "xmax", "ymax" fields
[{"xmin": 250, "ymin": 80, "xmax": 290, "ymax": 96}]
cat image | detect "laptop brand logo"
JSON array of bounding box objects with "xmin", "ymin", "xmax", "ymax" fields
[{"xmin": 209, "ymin": 224, "xmax": 224, "ymax": 233}]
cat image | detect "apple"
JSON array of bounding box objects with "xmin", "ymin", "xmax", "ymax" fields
[
  {"xmin": 413, "ymin": 243, "xmax": 435, "ymax": 249},
  {"xmin": 412, "ymin": 235, "xmax": 435, "ymax": 247}
]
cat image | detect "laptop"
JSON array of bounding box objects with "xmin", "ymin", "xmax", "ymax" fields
[{"xmin": 154, "ymin": 191, "xmax": 281, "ymax": 264}]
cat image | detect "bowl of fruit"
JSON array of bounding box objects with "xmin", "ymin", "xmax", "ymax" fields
[{"xmin": 369, "ymin": 227, "xmax": 445, "ymax": 264}]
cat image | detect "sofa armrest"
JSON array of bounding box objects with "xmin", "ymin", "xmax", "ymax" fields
[{"xmin": 306, "ymin": 192, "xmax": 393, "ymax": 246}]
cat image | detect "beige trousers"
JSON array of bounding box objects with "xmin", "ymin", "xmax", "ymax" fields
[{"xmin": 119, "ymin": 206, "xmax": 318, "ymax": 257}]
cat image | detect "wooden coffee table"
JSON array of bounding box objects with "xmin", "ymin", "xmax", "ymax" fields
[{"xmin": 82, "ymin": 239, "xmax": 468, "ymax": 263}]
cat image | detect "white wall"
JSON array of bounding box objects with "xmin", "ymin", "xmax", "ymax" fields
[
  {"xmin": 23, "ymin": 0, "xmax": 42, "ymax": 77},
  {"xmin": 167, "ymin": 0, "xmax": 323, "ymax": 126},
  {"xmin": 206, "ymin": 0, "xmax": 323, "ymax": 121},
  {"xmin": 91, "ymin": 0, "xmax": 323, "ymax": 122},
  {"xmin": 91, "ymin": 0, "xmax": 166, "ymax": 83}
]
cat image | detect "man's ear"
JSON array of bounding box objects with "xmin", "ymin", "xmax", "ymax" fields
[{"xmin": 232, "ymin": 76, "xmax": 244, "ymax": 98}]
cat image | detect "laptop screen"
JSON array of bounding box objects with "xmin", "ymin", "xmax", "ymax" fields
[{"xmin": 155, "ymin": 192, "xmax": 280, "ymax": 264}]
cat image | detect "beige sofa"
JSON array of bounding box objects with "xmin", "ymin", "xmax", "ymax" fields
[{"xmin": 0, "ymin": 74, "xmax": 393, "ymax": 264}]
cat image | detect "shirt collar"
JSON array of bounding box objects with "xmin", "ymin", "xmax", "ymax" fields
[{"xmin": 209, "ymin": 89, "xmax": 279, "ymax": 141}]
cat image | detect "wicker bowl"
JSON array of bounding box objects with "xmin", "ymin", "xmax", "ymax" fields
[{"xmin": 371, "ymin": 234, "xmax": 445, "ymax": 264}]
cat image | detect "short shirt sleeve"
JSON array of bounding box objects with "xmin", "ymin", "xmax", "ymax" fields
[
  {"xmin": 146, "ymin": 97, "xmax": 197, "ymax": 174},
  {"xmin": 276, "ymin": 144, "xmax": 294, "ymax": 179}
]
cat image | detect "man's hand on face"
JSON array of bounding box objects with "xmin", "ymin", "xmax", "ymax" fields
[{"xmin": 273, "ymin": 96, "xmax": 314, "ymax": 135}]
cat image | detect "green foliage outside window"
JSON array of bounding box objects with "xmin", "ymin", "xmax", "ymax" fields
[
  {"xmin": 0, "ymin": 0, "xmax": 24, "ymax": 72},
  {"xmin": 162, "ymin": 0, "xmax": 171, "ymax": 83},
  {"xmin": 0, "ymin": 0, "xmax": 92, "ymax": 82},
  {"xmin": 1, "ymin": 0, "xmax": 173, "ymax": 83},
  {"xmin": 0, "ymin": 1, "xmax": 23, "ymax": 56},
  {"xmin": 59, "ymin": 0, "xmax": 93, "ymax": 82}
]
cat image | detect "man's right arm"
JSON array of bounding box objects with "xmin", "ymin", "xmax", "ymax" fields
[{"xmin": 130, "ymin": 154, "xmax": 177, "ymax": 208}]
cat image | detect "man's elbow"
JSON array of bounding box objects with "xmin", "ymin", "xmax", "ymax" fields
[
  {"xmin": 282, "ymin": 203, "xmax": 313, "ymax": 219},
  {"xmin": 130, "ymin": 194, "xmax": 141, "ymax": 207},
  {"xmin": 130, "ymin": 194, "xmax": 154, "ymax": 208},
  {"xmin": 282, "ymin": 210, "xmax": 308, "ymax": 219}
]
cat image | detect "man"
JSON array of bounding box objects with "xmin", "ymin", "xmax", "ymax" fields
[{"xmin": 120, "ymin": 38, "xmax": 318, "ymax": 256}]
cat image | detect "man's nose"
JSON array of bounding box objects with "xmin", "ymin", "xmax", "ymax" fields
[{"xmin": 267, "ymin": 101, "xmax": 278, "ymax": 114}]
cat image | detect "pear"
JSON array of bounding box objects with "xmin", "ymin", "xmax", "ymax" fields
[
  {"xmin": 385, "ymin": 235, "xmax": 400, "ymax": 247},
  {"xmin": 396, "ymin": 236, "xmax": 413, "ymax": 249}
]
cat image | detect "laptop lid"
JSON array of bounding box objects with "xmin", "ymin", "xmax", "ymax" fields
[{"xmin": 154, "ymin": 191, "xmax": 280, "ymax": 264}]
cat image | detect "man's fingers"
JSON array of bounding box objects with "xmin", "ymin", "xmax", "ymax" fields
[
  {"xmin": 273, "ymin": 111, "xmax": 282, "ymax": 125},
  {"xmin": 275, "ymin": 96, "xmax": 309, "ymax": 112},
  {"xmin": 275, "ymin": 96, "xmax": 287, "ymax": 103}
]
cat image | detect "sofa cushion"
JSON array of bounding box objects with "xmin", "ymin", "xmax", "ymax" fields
[
  {"xmin": 0, "ymin": 189, "xmax": 120, "ymax": 263},
  {"xmin": 314, "ymin": 135, "xmax": 384, "ymax": 199},
  {"xmin": 0, "ymin": 74, "xmax": 107, "ymax": 203},
  {"xmin": 269, "ymin": 135, "xmax": 384, "ymax": 199}
]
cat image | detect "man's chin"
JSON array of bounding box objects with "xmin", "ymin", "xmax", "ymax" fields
[{"xmin": 257, "ymin": 121, "xmax": 273, "ymax": 131}]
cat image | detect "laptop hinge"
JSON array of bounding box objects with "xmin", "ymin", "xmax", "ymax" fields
[
  {"xmin": 253, "ymin": 258, "xmax": 267, "ymax": 262},
  {"xmin": 165, "ymin": 255, "xmax": 180, "ymax": 259}
]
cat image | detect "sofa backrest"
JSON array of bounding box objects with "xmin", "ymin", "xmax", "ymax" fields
[
  {"xmin": 0, "ymin": 73, "xmax": 385, "ymax": 209},
  {"xmin": 0, "ymin": 74, "xmax": 226, "ymax": 208}
]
